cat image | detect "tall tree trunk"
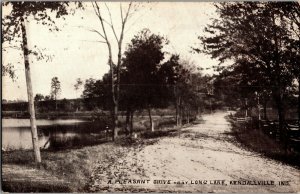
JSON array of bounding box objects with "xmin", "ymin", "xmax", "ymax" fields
[
  {"xmin": 175, "ymin": 99, "xmax": 178, "ymax": 125},
  {"xmin": 114, "ymin": 42, "xmax": 122, "ymax": 140},
  {"xmin": 113, "ymin": 104, "xmax": 118, "ymax": 140},
  {"xmin": 115, "ymin": 4, "xmax": 131, "ymax": 126},
  {"xmin": 179, "ymin": 100, "xmax": 183, "ymax": 126},
  {"xmin": 210, "ymin": 98, "xmax": 213, "ymax": 114},
  {"xmin": 148, "ymin": 106, "xmax": 153, "ymax": 131},
  {"xmin": 113, "ymin": 3, "xmax": 132, "ymax": 140},
  {"xmin": 182, "ymin": 106, "xmax": 185, "ymax": 124},
  {"xmin": 116, "ymin": 42, "xmax": 122, "ymax": 113},
  {"xmin": 178, "ymin": 97, "xmax": 182, "ymax": 126},
  {"xmin": 55, "ymin": 97, "xmax": 57, "ymax": 111},
  {"xmin": 174, "ymin": 86, "xmax": 179, "ymax": 126},
  {"xmin": 277, "ymin": 99, "xmax": 287, "ymax": 148},
  {"xmin": 187, "ymin": 109, "xmax": 190, "ymax": 124},
  {"xmin": 273, "ymin": 90, "xmax": 286, "ymax": 145},
  {"xmin": 125, "ymin": 108, "xmax": 130, "ymax": 136},
  {"xmin": 130, "ymin": 111, "xmax": 134, "ymax": 135},
  {"xmin": 21, "ymin": 17, "xmax": 41, "ymax": 163},
  {"xmin": 271, "ymin": 13, "xmax": 287, "ymax": 146},
  {"xmin": 94, "ymin": 4, "xmax": 118, "ymax": 141},
  {"xmin": 107, "ymin": 42, "xmax": 118, "ymax": 141},
  {"xmin": 176, "ymin": 97, "xmax": 179, "ymax": 126},
  {"xmin": 263, "ymin": 100, "xmax": 268, "ymax": 121},
  {"xmin": 298, "ymin": 78, "xmax": 300, "ymax": 124}
]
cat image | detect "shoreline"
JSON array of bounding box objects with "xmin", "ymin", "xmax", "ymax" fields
[{"xmin": 2, "ymin": 111, "xmax": 95, "ymax": 120}]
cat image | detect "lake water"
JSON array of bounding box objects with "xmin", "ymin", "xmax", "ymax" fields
[{"xmin": 2, "ymin": 119, "xmax": 110, "ymax": 151}]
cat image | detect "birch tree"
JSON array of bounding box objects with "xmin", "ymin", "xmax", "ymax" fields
[{"xmin": 2, "ymin": 2, "xmax": 81, "ymax": 163}]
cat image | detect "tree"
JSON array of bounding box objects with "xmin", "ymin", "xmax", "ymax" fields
[
  {"xmin": 34, "ymin": 94, "xmax": 44, "ymax": 113},
  {"xmin": 74, "ymin": 78, "xmax": 83, "ymax": 94},
  {"xmin": 195, "ymin": 2, "xmax": 296, "ymax": 143},
  {"xmin": 158, "ymin": 54, "xmax": 184, "ymax": 125},
  {"xmin": 82, "ymin": 75, "xmax": 111, "ymax": 111},
  {"xmin": 34, "ymin": 94, "xmax": 44, "ymax": 102},
  {"xmin": 44, "ymin": 95, "xmax": 51, "ymax": 101},
  {"xmin": 172, "ymin": 59, "xmax": 198, "ymax": 125},
  {"xmin": 158, "ymin": 54, "xmax": 202, "ymax": 125},
  {"xmin": 275, "ymin": 2, "xmax": 300, "ymax": 123},
  {"xmin": 122, "ymin": 29, "xmax": 168, "ymax": 131},
  {"xmin": 50, "ymin": 77, "xmax": 61, "ymax": 110},
  {"xmin": 2, "ymin": 2, "xmax": 81, "ymax": 163},
  {"xmin": 73, "ymin": 78, "xmax": 83, "ymax": 111},
  {"xmin": 213, "ymin": 59, "xmax": 273, "ymax": 119},
  {"xmin": 91, "ymin": 2, "xmax": 138, "ymax": 140}
]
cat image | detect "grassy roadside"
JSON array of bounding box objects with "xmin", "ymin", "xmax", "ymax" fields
[
  {"xmin": 227, "ymin": 116, "xmax": 300, "ymax": 169},
  {"xmin": 2, "ymin": 125, "xmax": 185, "ymax": 192},
  {"xmin": 2, "ymin": 142, "xmax": 134, "ymax": 192}
]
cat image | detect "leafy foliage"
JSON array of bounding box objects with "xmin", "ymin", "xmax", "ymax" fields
[
  {"xmin": 2, "ymin": 1, "xmax": 82, "ymax": 79},
  {"xmin": 195, "ymin": 2, "xmax": 300, "ymax": 139},
  {"xmin": 121, "ymin": 29, "xmax": 169, "ymax": 110},
  {"xmin": 34, "ymin": 94, "xmax": 44, "ymax": 102},
  {"xmin": 82, "ymin": 73, "xmax": 113, "ymax": 110}
]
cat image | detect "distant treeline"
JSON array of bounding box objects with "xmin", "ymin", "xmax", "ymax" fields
[
  {"xmin": 2, "ymin": 98, "xmax": 85, "ymax": 112},
  {"xmin": 1, "ymin": 97, "xmax": 171, "ymax": 113},
  {"xmin": 2, "ymin": 95, "xmax": 228, "ymax": 114}
]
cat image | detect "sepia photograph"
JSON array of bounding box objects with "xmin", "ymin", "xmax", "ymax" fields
[{"xmin": 1, "ymin": 1, "xmax": 300, "ymax": 193}]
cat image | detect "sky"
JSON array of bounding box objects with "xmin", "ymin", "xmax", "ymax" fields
[{"xmin": 2, "ymin": 2, "xmax": 221, "ymax": 101}]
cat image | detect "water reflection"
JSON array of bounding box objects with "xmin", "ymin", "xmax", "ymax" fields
[
  {"xmin": 2, "ymin": 119, "xmax": 111, "ymax": 151},
  {"xmin": 2, "ymin": 127, "xmax": 49, "ymax": 150},
  {"xmin": 3, "ymin": 119, "xmax": 86, "ymax": 127}
]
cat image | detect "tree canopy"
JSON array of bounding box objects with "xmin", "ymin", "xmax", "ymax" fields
[
  {"xmin": 122, "ymin": 29, "xmax": 169, "ymax": 110},
  {"xmin": 195, "ymin": 2, "xmax": 300, "ymax": 141}
]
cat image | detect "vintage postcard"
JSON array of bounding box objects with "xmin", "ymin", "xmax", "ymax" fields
[{"xmin": 2, "ymin": 1, "xmax": 300, "ymax": 193}]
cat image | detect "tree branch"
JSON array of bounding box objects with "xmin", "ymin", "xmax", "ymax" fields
[
  {"xmin": 92, "ymin": 2, "xmax": 111, "ymax": 29},
  {"xmin": 123, "ymin": 2, "xmax": 132, "ymax": 25},
  {"xmin": 105, "ymin": 3, "xmax": 119, "ymax": 43},
  {"xmin": 93, "ymin": 2, "xmax": 109, "ymax": 43},
  {"xmin": 120, "ymin": 3, "xmax": 124, "ymax": 23},
  {"xmin": 79, "ymin": 39, "xmax": 107, "ymax": 44},
  {"xmin": 88, "ymin": 29, "xmax": 106, "ymax": 40}
]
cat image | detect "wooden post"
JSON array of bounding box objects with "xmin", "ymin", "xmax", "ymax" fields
[
  {"xmin": 209, "ymin": 96, "xmax": 212, "ymax": 114},
  {"xmin": 20, "ymin": 16, "xmax": 41, "ymax": 163},
  {"xmin": 151, "ymin": 121, "xmax": 154, "ymax": 132},
  {"xmin": 258, "ymin": 96, "xmax": 261, "ymax": 120},
  {"xmin": 148, "ymin": 106, "xmax": 153, "ymax": 131}
]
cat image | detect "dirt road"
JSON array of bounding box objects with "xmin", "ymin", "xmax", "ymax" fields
[{"xmin": 88, "ymin": 111, "xmax": 300, "ymax": 192}]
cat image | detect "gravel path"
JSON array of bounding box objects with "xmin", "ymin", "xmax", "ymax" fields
[{"xmin": 88, "ymin": 111, "xmax": 300, "ymax": 193}]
